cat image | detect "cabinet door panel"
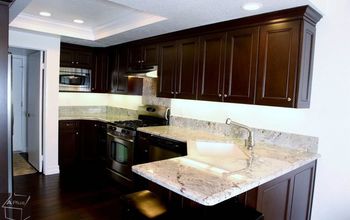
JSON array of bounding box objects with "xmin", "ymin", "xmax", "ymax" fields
[
  {"xmin": 143, "ymin": 44, "xmax": 158, "ymax": 66},
  {"xmin": 176, "ymin": 38, "xmax": 199, "ymax": 99},
  {"xmin": 198, "ymin": 32, "xmax": 226, "ymax": 101},
  {"xmin": 59, "ymin": 121, "xmax": 79, "ymax": 169},
  {"xmin": 92, "ymin": 49, "xmax": 109, "ymax": 93},
  {"xmin": 290, "ymin": 164, "xmax": 315, "ymax": 220},
  {"xmin": 110, "ymin": 47, "xmax": 128, "ymax": 94},
  {"xmin": 60, "ymin": 48, "xmax": 75, "ymax": 67},
  {"xmin": 75, "ymin": 50, "xmax": 93, "ymax": 68},
  {"xmin": 257, "ymin": 177, "xmax": 293, "ymax": 220},
  {"xmin": 127, "ymin": 46, "xmax": 143, "ymax": 68},
  {"xmin": 157, "ymin": 42, "xmax": 177, "ymax": 98},
  {"xmin": 256, "ymin": 21, "xmax": 300, "ymax": 107},
  {"xmin": 224, "ymin": 27, "xmax": 258, "ymax": 104}
]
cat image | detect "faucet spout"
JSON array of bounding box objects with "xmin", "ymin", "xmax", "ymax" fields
[{"xmin": 226, "ymin": 118, "xmax": 255, "ymax": 150}]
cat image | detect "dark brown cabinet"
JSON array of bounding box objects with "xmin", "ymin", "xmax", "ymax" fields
[
  {"xmin": 59, "ymin": 120, "xmax": 107, "ymax": 171},
  {"xmin": 157, "ymin": 38, "xmax": 198, "ymax": 99},
  {"xmin": 128, "ymin": 44, "xmax": 158, "ymax": 68},
  {"xmin": 224, "ymin": 27, "xmax": 259, "ymax": 104},
  {"xmin": 198, "ymin": 32, "xmax": 227, "ymax": 102},
  {"xmin": 157, "ymin": 41, "xmax": 178, "ymax": 98},
  {"xmin": 256, "ymin": 21, "xmax": 300, "ymax": 107},
  {"xmin": 109, "ymin": 46, "xmax": 143, "ymax": 95},
  {"xmin": 92, "ymin": 48, "xmax": 110, "ymax": 93},
  {"xmin": 59, "ymin": 121, "xmax": 80, "ymax": 169},
  {"xmin": 109, "ymin": 46, "xmax": 128, "ymax": 94},
  {"xmin": 60, "ymin": 43, "xmax": 93, "ymax": 69},
  {"xmin": 243, "ymin": 161, "xmax": 316, "ymax": 220}
]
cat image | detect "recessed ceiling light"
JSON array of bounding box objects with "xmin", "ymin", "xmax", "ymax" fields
[
  {"xmin": 73, "ymin": 19, "xmax": 84, "ymax": 24},
  {"xmin": 242, "ymin": 2, "xmax": 263, "ymax": 11},
  {"xmin": 39, "ymin": 11, "xmax": 51, "ymax": 17}
]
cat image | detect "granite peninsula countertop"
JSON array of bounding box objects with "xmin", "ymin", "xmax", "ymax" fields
[{"xmin": 133, "ymin": 126, "xmax": 320, "ymax": 206}]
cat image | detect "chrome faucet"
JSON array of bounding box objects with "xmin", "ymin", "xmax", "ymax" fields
[{"xmin": 225, "ymin": 118, "xmax": 255, "ymax": 150}]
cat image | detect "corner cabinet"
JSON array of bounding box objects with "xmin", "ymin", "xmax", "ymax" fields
[{"xmin": 255, "ymin": 19, "xmax": 318, "ymax": 108}]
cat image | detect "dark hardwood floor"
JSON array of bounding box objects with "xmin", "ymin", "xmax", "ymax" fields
[{"xmin": 13, "ymin": 170, "xmax": 131, "ymax": 220}]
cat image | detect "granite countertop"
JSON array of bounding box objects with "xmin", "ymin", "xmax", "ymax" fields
[
  {"xmin": 133, "ymin": 126, "xmax": 319, "ymax": 206},
  {"xmin": 59, "ymin": 114, "xmax": 137, "ymax": 123}
]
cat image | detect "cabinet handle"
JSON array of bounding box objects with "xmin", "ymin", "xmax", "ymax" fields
[
  {"xmin": 171, "ymin": 91, "xmax": 174, "ymax": 94},
  {"xmin": 76, "ymin": 132, "xmax": 79, "ymax": 135},
  {"xmin": 224, "ymin": 94, "xmax": 228, "ymax": 98},
  {"xmin": 144, "ymin": 150, "xmax": 148, "ymax": 153},
  {"xmin": 141, "ymin": 60, "xmax": 144, "ymax": 63},
  {"xmin": 94, "ymin": 124, "xmax": 97, "ymax": 127},
  {"xmin": 287, "ymin": 97, "xmax": 292, "ymax": 102},
  {"xmin": 138, "ymin": 60, "xmax": 141, "ymax": 63},
  {"xmin": 175, "ymin": 92, "xmax": 178, "ymax": 95},
  {"xmin": 71, "ymin": 61, "xmax": 74, "ymax": 64},
  {"xmin": 76, "ymin": 62, "xmax": 79, "ymax": 64},
  {"xmin": 218, "ymin": 94, "xmax": 222, "ymax": 97}
]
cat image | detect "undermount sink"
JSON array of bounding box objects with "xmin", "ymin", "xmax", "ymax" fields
[{"xmin": 185, "ymin": 140, "xmax": 250, "ymax": 173}]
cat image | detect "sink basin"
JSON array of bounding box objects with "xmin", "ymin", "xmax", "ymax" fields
[{"xmin": 186, "ymin": 140, "xmax": 249, "ymax": 173}]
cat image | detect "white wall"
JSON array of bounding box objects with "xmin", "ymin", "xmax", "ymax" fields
[
  {"xmin": 172, "ymin": 1, "xmax": 350, "ymax": 219},
  {"xmin": 59, "ymin": 92, "xmax": 142, "ymax": 110},
  {"xmin": 9, "ymin": 29, "xmax": 61, "ymax": 175}
]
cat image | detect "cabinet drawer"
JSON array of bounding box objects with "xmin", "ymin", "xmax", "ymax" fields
[{"xmin": 59, "ymin": 121, "xmax": 79, "ymax": 130}]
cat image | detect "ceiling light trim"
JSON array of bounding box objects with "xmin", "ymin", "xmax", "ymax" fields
[
  {"xmin": 10, "ymin": 13, "xmax": 95, "ymax": 40},
  {"xmin": 93, "ymin": 12, "xmax": 167, "ymax": 40}
]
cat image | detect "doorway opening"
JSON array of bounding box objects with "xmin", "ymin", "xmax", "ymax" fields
[{"xmin": 9, "ymin": 47, "xmax": 45, "ymax": 177}]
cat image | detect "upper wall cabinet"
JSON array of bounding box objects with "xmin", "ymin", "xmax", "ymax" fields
[
  {"xmin": 127, "ymin": 44, "xmax": 158, "ymax": 69},
  {"xmin": 255, "ymin": 21, "xmax": 300, "ymax": 107},
  {"xmin": 157, "ymin": 38, "xmax": 199, "ymax": 99},
  {"xmin": 197, "ymin": 32, "xmax": 227, "ymax": 102},
  {"xmin": 224, "ymin": 27, "xmax": 259, "ymax": 104},
  {"xmin": 155, "ymin": 6, "xmax": 321, "ymax": 108},
  {"xmin": 92, "ymin": 48, "xmax": 110, "ymax": 93},
  {"xmin": 60, "ymin": 43, "xmax": 93, "ymax": 69}
]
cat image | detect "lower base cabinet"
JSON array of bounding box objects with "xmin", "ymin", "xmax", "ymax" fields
[
  {"xmin": 242, "ymin": 161, "xmax": 316, "ymax": 220},
  {"xmin": 59, "ymin": 120, "xmax": 107, "ymax": 171}
]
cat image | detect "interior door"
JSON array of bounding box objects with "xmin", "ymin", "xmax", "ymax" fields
[{"xmin": 27, "ymin": 51, "xmax": 43, "ymax": 172}]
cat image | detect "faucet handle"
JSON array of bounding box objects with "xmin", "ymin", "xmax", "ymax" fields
[{"xmin": 225, "ymin": 118, "xmax": 232, "ymax": 125}]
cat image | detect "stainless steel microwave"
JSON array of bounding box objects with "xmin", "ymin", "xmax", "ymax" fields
[{"xmin": 59, "ymin": 67, "xmax": 91, "ymax": 92}]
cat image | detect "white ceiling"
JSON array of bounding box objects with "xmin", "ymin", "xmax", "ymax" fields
[{"xmin": 9, "ymin": 0, "xmax": 320, "ymax": 47}]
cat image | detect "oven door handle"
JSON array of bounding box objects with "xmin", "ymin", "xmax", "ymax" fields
[{"xmin": 107, "ymin": 133, "xmax": 134, "ymax": 143}]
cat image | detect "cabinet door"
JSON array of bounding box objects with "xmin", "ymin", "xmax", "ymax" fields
[
  {"xmin": 75, "ymin": 50, "xmax": 93, "ymax": 68},
  {"xmin": 110, "ymin": 47, "xmax": 128, "ymax": 94},
  {"xmin": 59, "ymin": 121, "xmax": 79, "ymax": 169},
  {"xmin": 80, "ymin": 121, "xmax": 99, "ymax": 162},
  {"xmin": 92, "ymin": 49, "xmax": 109, "ymax": 93},
  {"xmin": 157, "ymin": 41, "xmax": 177, "ymax": 98},
  {"xmin": 257, "ymin": 173, "xmax": 294, "ymax": 220},
  {"xmin": 198, "ymin": 32, "xmax": 226, "ymax": 101},
  {"xmin": 224, "ymin": 27, "xmax": 259, "ymax": 104},
  {"xmin": 127, "ymin": 45, "xmax": 143, "ymax": 68},
  {"xmin": 143, "ymin": 44, "xmax": 158, "ymax": 66},
  {"xmin": 175, "ymin": 38, "xmax": 199, "ymax": 99},
  {"xmin": 256, "ymin": 21, "xmax": 300, "ymax": 107},
  {"xmin": 60, "ymin": 48, "xmax": 75, "ymax": 67}
]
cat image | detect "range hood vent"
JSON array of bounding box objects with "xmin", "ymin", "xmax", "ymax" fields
[{"xmin": 126, "ymin": 65, "xmax": 158, "ymax": 78}]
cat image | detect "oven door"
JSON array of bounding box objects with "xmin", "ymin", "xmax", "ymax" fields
[{"xmin": 107, "ymin": 134, "xmax": 134, "ymax": 180}]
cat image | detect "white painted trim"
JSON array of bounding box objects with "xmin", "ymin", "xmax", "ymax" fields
[{"xmin": 9, "ymin": 29, "xmax": 61, "ymax": 175}]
